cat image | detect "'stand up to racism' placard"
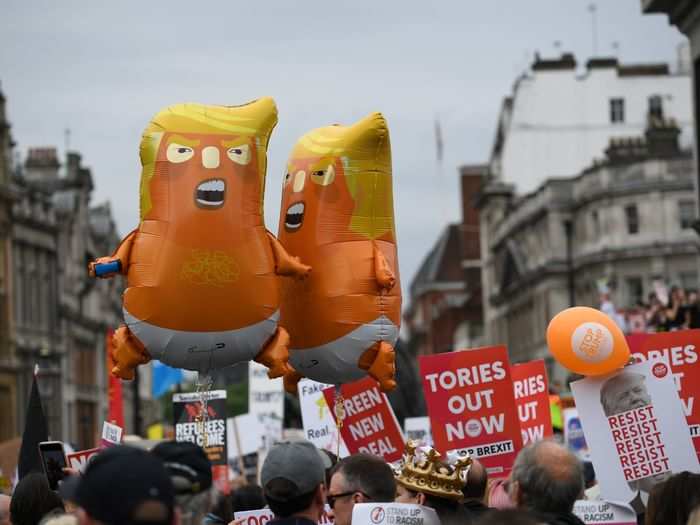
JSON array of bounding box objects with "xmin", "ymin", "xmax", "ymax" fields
[
  {"xmin": 419, "ymin": 346, "xmax": 522, "ymax": 475},
  {"xmin": 323, "ymin": 377, "xmax": 404, "ymax": 463},
  {"xmin": 627, "ymin": 330, "xmax": 700, "ymax": 458},
  {"xmin": 511, "ymin": 360, "xmax": 553, "ymax": 445}
]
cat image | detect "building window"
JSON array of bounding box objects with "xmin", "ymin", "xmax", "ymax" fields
[
  {"xmin": 625, "ymin": 204, "xmax": 639, "ymax": 234},
  {"xmin": 610, "ymin": 98, "xmax": 625, "ymax": 123},
  {"xmin": 679, "ymin": 201, "xmax": 695, "ymax": 230},
  {"xmin": 680, "ymin": 272, "xmax": 698, "ymax": 292},
  {"xmin": 649, "ymin": 95, "xmax": 664, "ymax": 120},
  {"xmin": 626, "ymin": 276, "xmax": 644, "ymax": 307},
  {"xmin": 591, "ymin": 210, "xmax": 601, "ymax": 238}
]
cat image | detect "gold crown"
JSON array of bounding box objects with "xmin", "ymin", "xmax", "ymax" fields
[{"xmin": 393, "ymin": 440, "xmax": 472, "ymax": 502}]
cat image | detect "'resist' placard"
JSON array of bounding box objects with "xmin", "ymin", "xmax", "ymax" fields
[
  {"xmin": 627, "ymin": 330, "xmax": 700, "ymax": 458},
  {"xmin": 323, "ymin": 377, "xmax": 404, "ymax": 463},
  {"xmin": 511, "ymin": 360, "xmax": 553, "ymax": 445},
  {"xmin": 419, "ymin": 346, "xmax": 522, "ymax": 475},
  {"xmin": 571, "ymin": 360, "xmax": 699, "ymax": 506}
]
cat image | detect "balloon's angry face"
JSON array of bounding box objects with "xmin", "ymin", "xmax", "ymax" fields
[
  {"xmin": 154, "ymin": 132, "xmax": 258, "ymax": 215},
  {"xmin": 281, "ymin": 156, "xmax": 352, "ymax": 236}
]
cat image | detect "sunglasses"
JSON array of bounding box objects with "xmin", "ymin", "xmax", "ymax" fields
[{"xmin": 326, "ymin": 491, "xmax": 369, "ymax": 509}]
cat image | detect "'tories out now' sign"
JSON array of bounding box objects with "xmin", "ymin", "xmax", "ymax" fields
[
  {"xmin": 511, "ymin": 360, "xmax": 553, "ymax": 445},
  {"xmin": 419, "ymin": 346, "xmax": 522, "ymax": 475}
]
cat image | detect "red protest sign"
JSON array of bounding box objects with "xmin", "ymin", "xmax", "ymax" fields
[
  {"xmin": 67, "ymin": 448, "xmax": 100, "ymax": 473},
  {"xmin": 419, "ymin": 346, "xmax": 522, "ymax": 476},
  {"xmin": 323, "ymin": 377, "xmax": 404, "ymax": 463},
  {"xmin": 511, "ymin": 360, "xmax": 553, "ymax": 445},
  {"xmin": 627, "ymin": 330, "xmax": 700, "ymax": 458}
]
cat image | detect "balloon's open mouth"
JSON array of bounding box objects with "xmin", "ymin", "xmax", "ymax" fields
[
  {"xmin": 195, "ymin": 179, "xmax": 225, "ymax": 209},
  {"xmin": 285, "ymin": 202, "xmax": 305, "ymax": 231}
]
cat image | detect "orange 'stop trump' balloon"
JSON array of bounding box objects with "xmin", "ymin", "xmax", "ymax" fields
[{"xmin": 546, "ymin": 306, "xmax": 630, "ymax": 376}]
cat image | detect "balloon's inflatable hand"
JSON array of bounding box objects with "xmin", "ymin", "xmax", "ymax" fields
[
  {"xmin": 255, "ymin": 326, "xmax": 294, "ymax": 379},
  {"xmin": 283, "ymin": 369, "xmax": 304, "ymax": 395},
  {"xmin": 267, "ymin": 232, "xmax": 311, "ymax": 279},
  {"xmin": 111, "ymin": 325, "xmax": 151, "ymax": 380},
  {"xmin": 373, "ymin": 242, "xmax": 396, "ymax": 291},
  {"xmin": 89, "ymin": 258, "xmax": 122, "ymax": 278},
  {"xmin": 358, "ymin": 340, "xmax": 397, "ymax": 392}
]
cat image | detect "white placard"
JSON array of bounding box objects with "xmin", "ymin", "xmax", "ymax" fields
[
  {"xmin": 573, "ymin": 500, "xmax": 636, "ymax": 525},
  {"xmin": 299, "ymin": 379, "xmax": 349, "ymax": 456},
  {"xmin": 404, "ymin": 417, "xmax": 432, "ymax": 446},
  {"xmin": 235, "ymin": 506, "xmax": 334, "ymax": 525},
  {"xmin": 249, "ymin": 362, "xmax": 284, "ymax": 448},
  {"xmin": 351, "ymin": 503, "xmax": 439, "ymax": 525},
  {"xmin": 571, "ymin": 360, "xmax": 699, "ymax": 507},
  {"xmin": 227, "ymin": 413, "xmax": 264, "ymax": 459}
]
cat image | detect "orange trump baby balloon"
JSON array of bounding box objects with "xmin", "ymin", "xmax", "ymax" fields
[
  {"xmin": 546, "ymin": 306, "xmax": 630, "ymax": 376},
  {"xmin": 278, "ymin": 112, "xmax": 401, "ymax": 392},
  {"xmin": 89, "ymin": 99, "xmax": 310, "ymax": 380}
]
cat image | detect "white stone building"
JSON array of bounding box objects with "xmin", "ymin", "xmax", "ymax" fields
[
  {"xmin": 490, "ymin": 53, "xmax": 693, "ymax": 195},
  {"xmin": 479, "ymin": 122, "xmax": 699, "ymax": 381}
]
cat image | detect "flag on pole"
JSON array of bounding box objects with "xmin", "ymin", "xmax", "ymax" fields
[
  {"xmin": 17, "ymin": 366, "xmax": 49, "ymax": 479},
  {"xmin": 152, "ymin": 361, "xmax": 183, "ymax": 399},
  {"xmin": 434, "ymin": 118, "xmax": 444, "ymax": 164}
]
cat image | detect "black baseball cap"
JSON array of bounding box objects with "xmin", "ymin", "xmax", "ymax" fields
[
  {"xmin": 151, "ymin": 441, "xmax": 212, "ymax": 495},
  {"xmin": 72, "ymin": 446, "xmax": 175, "ymax": 525}
]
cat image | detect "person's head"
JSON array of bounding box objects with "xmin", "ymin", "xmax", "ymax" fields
[
  {"xmin": 71, "ymin": 445, "xmax": 175, "ymax": 525},
  {"xmin": 151, "ymin": 441, "xmax": 213, "ymax": 525},
  {"xmin": 327, "ymin": 453, "xmax": 396, "ymax": 525},
  {"xmin": 260, "ymin": 441, "xmax": 325, "ymax": 520},
  {"xmin": 231, "ymin": 485, "xmax": 265, "ymax": 514},
  {"xmin": 600, "ymin": 372, "xmax": 651, "ymax": 417},
  {"xmin": 319, "ymin": 449, "xmax": 338, "ymax": 487},
  {"xmin": 0, "ymin": 494, "xmax": 11, "ymax": 525},
  {"xmin": 473, "ymin": 509, "xmax": 548, "ymax": 525},
  {"xmin": 462, "ymin": 459, "xmax": 487, "ymax": 501},
  {"xmin": 644, "ymin": 471, "xmax": 700, "ymax": 525},
  {"xmin": 509, "ymin": 440, "xmax": 584, "ymax": 515},
  {"xmin": 394, "ymin": 484, "xmax": 467, "ymax": 525},
  {"xmin": 10, "ymin": 473, "xmax": 64, "ymax": 525}
]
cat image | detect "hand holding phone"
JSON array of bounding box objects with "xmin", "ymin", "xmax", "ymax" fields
[{"xmin": 38, "ymin": 441, "xmax": 67, "ymax": 490}]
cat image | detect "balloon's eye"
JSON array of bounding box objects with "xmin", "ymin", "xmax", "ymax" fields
[
  {"xmin": 227, "ymin": 145, "xmax": 251, "ymax": 165},
  {"xmin": 166, "ymin": 143, "xmax": 195, "ymax": 163},
  {"xmin": 310, "ymin": 164, "xmax": 335, "ymax": 186}
]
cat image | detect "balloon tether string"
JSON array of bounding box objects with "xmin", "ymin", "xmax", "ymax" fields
[
  {"xmin": 195, "ymin": 373, "xmax": 214, "ymax": 448},
  {"xmin": 334, "ymin": 384, "xmax": 345, "ymax": 458}
]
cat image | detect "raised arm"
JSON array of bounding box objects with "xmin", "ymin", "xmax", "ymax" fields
[
  {"xmin": 266, "ymin": 231, "xmax": 311, "ymax": 278},
  {"xmin": 88, "ymin": 228, "xmax": 138, "ymax": 279}
]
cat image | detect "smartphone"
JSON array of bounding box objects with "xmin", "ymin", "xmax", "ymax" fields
[{"xmin": 38, "ymin": 441, "xmax": 67, "ymax": 490}]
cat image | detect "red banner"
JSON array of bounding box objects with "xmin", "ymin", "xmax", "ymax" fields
[
  {"xmin": 627, "ymin": 330, "xmax": 700, "ymax": 458},
  {"xmin": 419, "ymin": 346, "xmax": 522, "ymax": 476},
  {"xmin": 323, "ymin": 377, "xmax": 404, "ymax": 463},
  {"xmin": 106, "ymin": 329, "xmax": 125, "ymax": 429},
  {"xmin": 67, "ymin": 448, "xmax": 100, "ymax": 473},
  {"xmin": 511, "ymin": 360, "xmax": 553, "ymax": 445}
]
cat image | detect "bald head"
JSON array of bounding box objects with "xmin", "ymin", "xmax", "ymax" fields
[
  {"xmin": 510, "ymin": 440, "xmax": 583, "ymax": 515},
  {"xmin": 0, "ymin": 495, "xmax": 10, "ymax": 525},
  {"xmin": 462, "ymin": 459, "xmax": 487, "ymax": 500}
]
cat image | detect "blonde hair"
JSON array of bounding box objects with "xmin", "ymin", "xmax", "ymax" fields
[
  {"xmin": 292, "ymin": 112, "xmax": 395, "ymax": 240},
  {"xmin": 138, "ymin": 98, "xmax": 278, "ymax": 220}
]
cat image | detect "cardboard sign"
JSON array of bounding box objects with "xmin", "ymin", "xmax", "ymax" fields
[
  {"xmin": 563, "ymin": 408, "xmax": 588, "ymax": 456},
  {"xmin": 227, "ymin": 413, "xmax": 263, "ymax": 459},
  {"xmin": 571, "ymin": 360, "xmax": 699, "ymax": 506},
  {"xmin": 234, "ymin": 506, "xmax": 334, "ymax": 525},
  {"xmin": 511, "ymin": 360, "xmax": 553, "ymax": 445},
  {"xmin": 249, "ymin": 362, "xmax": 284, "ymax": 449},
  {"xmin": 419, "ymin": 346, "xmax": 522, "ymax": 475},
  {"xmin": 299, "ymin": 379, "xmax": 349, "ymax": 456},
  {"xmin": 100, "ymin": 421, "xmax": 123, "ymax": 448},
  {"xmin": 404, "ymin": 417, "xmax": 432, "ymax": 446},
  {"xmin": 66, "ymin": 448, "xmax": 100, "ymax": 473},
  {"xmin": 323, "ymin": 377, "xmax": 404, "ymax": 463},
  {"xmin": 351, "ymin": 503, "xmax": 440, "ymax": 525},
  {"xmin": 573, "ymin": 500, "xmax": 636, "ymax": 525},
  {"xmin": 173, "ymin": 390, "xmax": 228, "ymax": 490},
  {"xmin": 627, "ymin": 330, "xmax": 700, "ymax": 457}
]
